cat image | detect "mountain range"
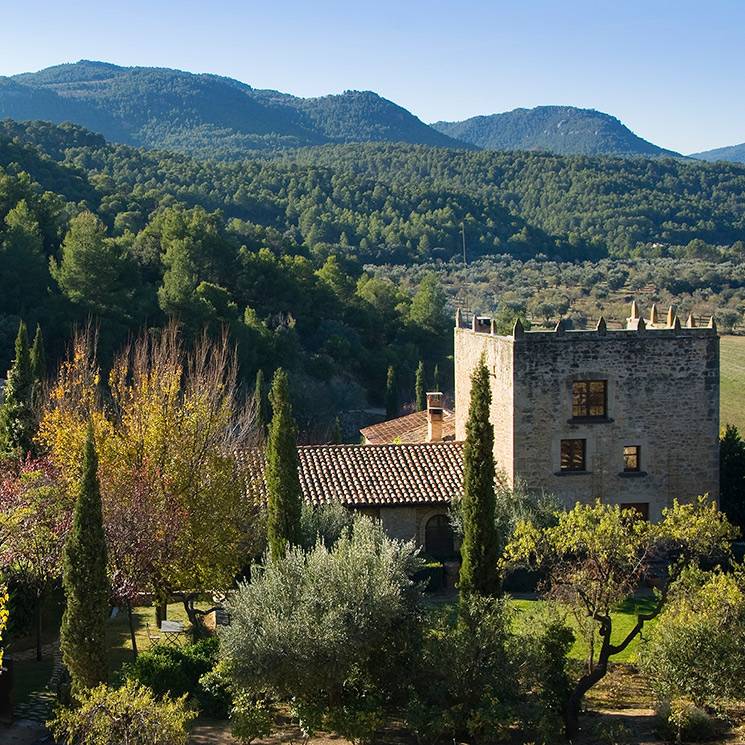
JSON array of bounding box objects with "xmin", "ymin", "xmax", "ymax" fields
[
  {"xmin": 690, "ymin": 142, "xmax": 745, "ymax": 165},
  {"xmin": 0, "ymin": 61, "xmax": 740, "ymax": 162},
  {"xmin": 431, "ymin": 106, "xmax": 680, "ymax": 158}
]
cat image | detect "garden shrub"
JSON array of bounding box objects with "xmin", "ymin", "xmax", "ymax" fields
[
  {"xmin": 405, "ymin": 596, "xmax": 517, "ymax": 743},
  {"xmin": 48, "ymin": 679, "xmax": 195, "ymax": 745},
  {"xmin": 123, "ymin": 636, "xmax": 229, "ymax": 717},
  {"xmin": 640, "ymin": 565, "xmax": 745, "ymax": 710},
  {"xmin": 405, "ymin": 598, "xmax": 573, "ymax": 743},
  {"xmin": 655, "ymin": 698, "xmax": 720, "ymax": 743},
  {"xmin": 412, "ymin": 561, "xmax": 444, "ymax": 592}
]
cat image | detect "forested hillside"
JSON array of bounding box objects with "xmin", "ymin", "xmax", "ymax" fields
[
  {"xmin": 1, "ymin": 118, "xmax": 744, "ymax": 433},
  {"xmin": 281, "ymin": 142, "xmax": 745, "ymax": 256},
  {"xmin": 431, "ymin": 106, "xmax": 678, "ymax": 157},
  {"xmin": 1, "ymin": 61, "xmax": 467, "ymax": 157}
]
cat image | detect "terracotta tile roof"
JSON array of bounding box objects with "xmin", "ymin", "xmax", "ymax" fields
[
  {"xmin": 360, "ymin": 409, "xmax": 456, "ymax": 444},
  {"xmin": 238, "ymin": 442, "xmax": 464, "ymax": 508}
]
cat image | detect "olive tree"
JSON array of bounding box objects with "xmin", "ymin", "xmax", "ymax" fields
[
  {"xmin": 505, "ymin": 496, "xmax": 736, "ymax": 739},
  {"xmin": 219, "ymin": 517, "xmax": 422, "ymax": 742}
]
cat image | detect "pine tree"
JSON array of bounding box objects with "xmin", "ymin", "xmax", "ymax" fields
[
  {"xmin": 415, "ymin": 360, "xmax": 427, "ymax": 412},
  {"xmin": 61, "ymin": 422, "xmax": 109, "ymax": 694},
  {"xmin": 0, "ymin": 320, "xmax": 34, "ymax": 456},
  {"xmin": 254, "ymin": 369, "xmax": 267, "ymax": 440},
  {"xmin": 30, "ymin": 324, "xmax": 46, "ymax": 410},
  {"xmin": 458, "ymin": 356, "xmax": 500, "ymax": 599},
  {"xmin": 265, "ymin": 369, "xmax": 302, "ymax": 561},
  {"xmin": 385, "ymin": 366, "xmax": 399, "ymax": 419}
]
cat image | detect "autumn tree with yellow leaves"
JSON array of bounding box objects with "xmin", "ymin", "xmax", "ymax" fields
[{"xmin": 39, "ymin": 324, "xmax": 261, "ymax": 632}]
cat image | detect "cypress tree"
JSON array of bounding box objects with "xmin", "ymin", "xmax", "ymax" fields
[
  {"xmin": 0, "ymin": 320, "xmax": 34, "ymax": 456},
  {"xmin": 254, "ymin": 368, "xmax": 267, "ymax": 440},
  {"xmin": 331, "ymin": 416, "xmax": 343, "ymax": 445},
  {"xmin": 458, "ymin": 356, "xmax": 500, "ymax": 600},
  {"xmin": 265, "ymin": 369, "xmax": 302, "ymax": 561},
  {"xmin": 61, "ymin": 422, "xmax": 109, "ymax": 694},
  {"xmin": 415, "ymin": 360, "xmax": 427, "ymax": 412},
  {"xmin": 385, "ymin": 365, "xmax": 399, "ymax": 419},
  {"xmin": 720, "ymin": 424, "xmax": 745, "ymax": 533},
  {"xmin": 433, "ymin": 364, "xmax": 440, "ymax": 392},
  {"xmin": 30, "ymin": 324, "xmax": 46, "ymax": 410}
]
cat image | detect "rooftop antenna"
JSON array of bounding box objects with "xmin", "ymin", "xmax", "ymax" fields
[{"xmin": 456, "ymin": 219, "xmax": 471, "ymax": 320}]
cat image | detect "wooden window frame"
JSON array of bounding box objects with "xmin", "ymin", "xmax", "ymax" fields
[
  {"xmin": 560, "ymin": 438, "xmax": 586, "ymax": 472},
  {"xmin": 623, "ymin": 445, "xmax": 641, "ymax": 472},
  {"xmin": 572, "ymin": 380, "xmax": 607, "ymax": 419}
]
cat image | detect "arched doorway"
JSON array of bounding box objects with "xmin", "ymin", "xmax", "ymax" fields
[{"xmin": 424, "ymin": 514, "xmax": 454, "ymax": 556}]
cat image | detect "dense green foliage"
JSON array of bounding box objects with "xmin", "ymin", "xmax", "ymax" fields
[
  {"xmin": 60, "ymin": 423, "xmax": 109, "ymax": 694},
  {"xmin": 459, "ymin": 357, "xmax": 500, "ymax": 599},
  {"xmin": 124, "ymin": 636, "xmax": 229, "ymax": 717},
  {"xmin": 298, "ymin": 501, "xmax": 355, "ymax": 550},
  {"xmin": 48, "ymin": 679, "xmax": 195, "ymax": 745},
  {"xmin": 720, "ymin": 425, "xmax": 745, "ymax": 535},
  {"xmin": 265, "ymin": 369, "xmax": 302, "ymax": 560},
  {"xmin": 219, "ymin": 518, "xmax": 421, "ymax": 742},
  {"xmin": 0, "ymin": 117, "xmax": 744, "ymax": 428},
  {"xmin": 0, "ymin": 321, "xmax": 34, "ymax": 456},
  {"xmin": 432, "ymin": 105, "xmax": 677, "ymax": 157},
  {"xmin": 641, "ymin": 566, "xmax": 745, "ymax": 710},
  {"xmin": 287, "ymin": 142, "xmax": 745, "ymax": 258},
  {"xmin": 253, "ymin": 369, "xmax": 266, "ymax": 440},
  {"xmin": 407, "ymin": 598, "xmax": 573, "ymax": 742}
]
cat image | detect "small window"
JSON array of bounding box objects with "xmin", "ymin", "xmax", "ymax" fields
[
  {"xmin": 623, "ymin": 445, "xmax": 641, "ymax": 472},
  {"xmin": 620, "ymin": 502, "xmax": 649, "ymax": 521},
  {"xmin": 573, "ymin": 380, "xmax": 607, "ymax": 419},
  {"xmin": 561, "ymin": 439, "xmax": 586, "ymax": 471}
]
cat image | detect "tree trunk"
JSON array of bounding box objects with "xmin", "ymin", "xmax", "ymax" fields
[
  {"xmin": 564, "ymin": 661, "xmax": 608, "ymax": 740},
  {"xmin": 127, "ymin": 599, "xmax": 138, "ymax": 659},
  {"xmin": 35, "ymin": 592, "xmax": 43, "ymax": 662},
  {"xmin": 155, "ymin": 602, "xmax": 167, "ymax": 626}
]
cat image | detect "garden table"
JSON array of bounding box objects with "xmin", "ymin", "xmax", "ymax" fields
[{"xmin": 160, "ymin": 620, "xmax": 186, "ymax": 646}]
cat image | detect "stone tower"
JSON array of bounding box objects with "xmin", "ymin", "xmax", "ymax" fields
[{"xmin": 454, "ymin": 307, "xmax": 719, "ymax": 520}]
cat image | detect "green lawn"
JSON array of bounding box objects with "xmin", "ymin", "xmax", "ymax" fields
[
  {"xmin": 10, "ymin": 601, "xmax": 208, "ymax": 704},
  {"xmin": 512, "ymin": 595, "xmax": 658, "ymax": 665},
  {"xmin": 721, "ymin": 335, "xmax": 745, "ymax": 434}
]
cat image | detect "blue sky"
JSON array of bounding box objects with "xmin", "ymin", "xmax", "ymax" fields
[{"xmin": 1, "ymin": 0, "xmax": 743, "ymax": 154}]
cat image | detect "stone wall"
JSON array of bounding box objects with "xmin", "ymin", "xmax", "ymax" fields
[
  {"xmin": 379, "ymin": 505, "xmax": 452, "ymax": 548},
  {"xmin": 454, "ymin": 318, "xmax": 719, "ymax": 520}
]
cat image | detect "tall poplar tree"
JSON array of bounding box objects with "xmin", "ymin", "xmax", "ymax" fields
[
  {"xmin": 458, "ymin": 356, "xmax": 500, "ymax": 599},
  {"xmin": 0, "ymin": 320, "xmax": 34, "ymax": 456},
  {"xmin": 265, "ymin": 369, "xmax": 302, "ymax": 561},
  {"xmin": 415, "ymin": 361, "xmax": 426, "ymax": 412},
  {"xmin": 61, "ymin": 422, "xmax": 109, "ymax": 694}
]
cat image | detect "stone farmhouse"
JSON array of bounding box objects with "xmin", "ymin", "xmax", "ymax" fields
[
  {"xmin": 244, "ymin": 302, "xmax": 719, "ymax": 551},
  {"xmin": 454, "ymin": 303, "xmax": 719, "ymax": 521}
]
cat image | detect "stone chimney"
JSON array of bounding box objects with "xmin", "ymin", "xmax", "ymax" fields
[{"xmin": 427, "ymin": 392, "xmax": 444, "ymax": 443}]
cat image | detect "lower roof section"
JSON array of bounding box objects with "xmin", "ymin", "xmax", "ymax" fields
[{"xmin": 238, "ymin": 442, "xmax": 464, "ymax": 508}]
